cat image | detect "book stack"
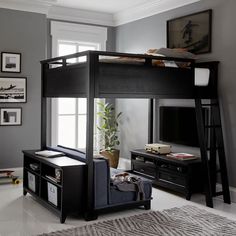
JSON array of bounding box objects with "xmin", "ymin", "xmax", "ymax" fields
[{"xmin": 166, "ymin": 153, "xmax": 198, "ymax": 161}]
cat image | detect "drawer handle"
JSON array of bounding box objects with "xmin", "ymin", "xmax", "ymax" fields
[
  {"xmin": 165, "ymin": 176, "xmax": 178, "ymax": 182},
  {"xmin": 161, "ymin": 164, "xmax": 168, "ymax": 168}
]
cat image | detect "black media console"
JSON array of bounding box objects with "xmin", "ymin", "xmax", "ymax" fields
[
  {"xmin": 131, "ymin": 149, "xmax": 203, "ymax": 200},
  {"xmin": 23, "ymin": 150, "xmax": 85, "ymax": 223}
]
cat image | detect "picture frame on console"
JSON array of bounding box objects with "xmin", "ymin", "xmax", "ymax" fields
[
  {"xmin": 0, "ymin": 77, "xmax": 27, "ymax": 103},
  {"xmin": 1, "ymin": 52, "xmax": 21, "ymax": 73},
  {"xmin": 167, "ymin": 9, "xmax": 212, "ymax": 54},
  {"xmin": 0, "ymin": 107, "xmax": 22, "ymax": 126}
]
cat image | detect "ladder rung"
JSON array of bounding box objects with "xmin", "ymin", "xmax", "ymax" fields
[
  {"xmin": 215, "ymin": 191, "xmax": 224, "ymax": 196},
  {"xmin": 207, "ymin": 147, "xmax": 223, "ymax": 151},
  {"xmin": 205, "ymin": 125, "xmax": 221, "ymax": 128},
  {"xmin": 201, "ymin": 103, "xmax": 218, "ymax": 107}
]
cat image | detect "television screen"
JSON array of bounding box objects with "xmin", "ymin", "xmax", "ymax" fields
[{"xmin": 159, "ymin": 106, "xmax": 208, "ymax": 147}]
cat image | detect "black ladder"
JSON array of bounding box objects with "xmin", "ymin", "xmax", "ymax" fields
[{"xmin": 195, "ymin": 98, "xmax": 231, "ymax": 207}]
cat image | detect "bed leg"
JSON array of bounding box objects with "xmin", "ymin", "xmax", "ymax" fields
[
  {"xmin": 84, "ymin": 211, "xmax": 98, "ymax": 221},
  {"xmin": 144, "ymin": 201, "xmax": 151, "ymax": 210}
]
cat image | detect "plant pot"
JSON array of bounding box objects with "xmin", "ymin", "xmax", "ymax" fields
[{"xmin": 100, "ymin": 149, "xmax": 120, "ymax": 168}]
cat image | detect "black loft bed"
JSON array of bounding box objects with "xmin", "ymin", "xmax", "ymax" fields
[{"xmin": 40, "ymin": 50, "xmax": 230, "ymax": 216}]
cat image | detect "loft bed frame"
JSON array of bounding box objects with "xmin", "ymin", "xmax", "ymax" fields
[{"xmin": 40, "ymin": 50, "xmax": 230, "ymax": 217}]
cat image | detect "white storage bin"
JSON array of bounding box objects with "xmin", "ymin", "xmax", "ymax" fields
[
  {"xmin": 47, "ymin": 182, "xmax": 58, "ymax": 206},
  {"xmin": 28, "ymin": 172, "xmax": 36, "ymax": 192}
]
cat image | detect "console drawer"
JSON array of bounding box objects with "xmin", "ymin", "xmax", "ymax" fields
[
  {"xmin": 158, "ymin": 163, "xmax": 187, "ymax": 174},
  {"xmin": 158, "ymin": 171, "xmax": 186, "ymax": 187},
  {"xmin": 133, "ymin": 160, "xmax": 156, "ymax": 178}
]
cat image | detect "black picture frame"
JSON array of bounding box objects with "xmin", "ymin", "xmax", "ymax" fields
[
  {"xmin": 1, "ymin": 52, "xmax": 21, "ymax": 73},
  {"xmin": 0, "ymin": 107, "xmax": 22, "ymax": 126},
  {"xmin": 0, "ymin": 77, "xmax": 27, "ymax": 103},
  {"xmin": 167, "ymin": 9, "xmax": 212, "ymax": 54}
]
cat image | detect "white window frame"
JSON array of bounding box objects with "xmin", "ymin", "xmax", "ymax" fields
[
  {"xmin": 51, "ymin": 21, "xmax": 107, "ymax": 58},
  {"xmin": 50, "ymin": 21, "xmax": 107, "ymax": 150}
]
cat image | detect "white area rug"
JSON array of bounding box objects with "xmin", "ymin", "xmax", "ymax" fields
[{"xmin": 38, "ymin": 205, "xmax": 236, "ymax": 236}]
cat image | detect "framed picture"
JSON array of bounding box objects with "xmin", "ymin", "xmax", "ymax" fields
[
  {"xmin": 0, "ymin": 107, "xmax": 22, "ymax": 126},
  {"xmin": 1, "ymin": 52, "xmax": 21, "ymax": 73},
  {"xmin": 167, "ymin": 9, "xmax": 212, "ymax": 54},
  {"xmin": 0, "ymin": 77, "xmax": 27, "ymax": 103}
]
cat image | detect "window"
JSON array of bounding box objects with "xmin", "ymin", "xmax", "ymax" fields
[{"xmin": 51, "ymin": 21, "xmax": 107, "ymax": 151}]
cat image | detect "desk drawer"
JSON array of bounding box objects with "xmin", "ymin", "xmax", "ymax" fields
[
  {"xmin": 158, "ymin": 171, "xmax": 186, "ymax": 187},
  {"xmin": 133, "ymin": 160, "xmax": 156, "ymax": 178}
]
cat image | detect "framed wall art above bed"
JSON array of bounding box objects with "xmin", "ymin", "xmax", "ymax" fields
[{"xmin": 167, "ymin": 9, "xmax": 212, "ymax": 54}]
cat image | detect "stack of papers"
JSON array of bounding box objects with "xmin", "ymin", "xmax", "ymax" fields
[{"xmin": 35, "ymin": 150, "xmax": 64, "ymax": 158}]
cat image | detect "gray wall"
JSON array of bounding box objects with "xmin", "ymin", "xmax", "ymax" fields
[
  {"xmin": 0, "ymin": 8, "xmax": 47, "ymax": 168},
  {"xmin": 0, "ymin": 8, "xmax": 115, "ymax": 168},
  {"xmin": 115, "ymin": 0, "xmax": 236, "ymax": 187}
]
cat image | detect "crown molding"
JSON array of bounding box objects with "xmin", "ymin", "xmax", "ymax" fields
[
  {"xmin": 48, "ymin": 6, "xmax": 114, "ymax": 26},
  {"xmin": 0, "ymin": 0, "xmax": 201, "ymax": 27},
  {"xmin": 113, "ymin": 0, "xmax": 201, "ymax": 26},
  {"xmin": 0, "ymin": 0, "xmax": 55, "ymax": 14}
]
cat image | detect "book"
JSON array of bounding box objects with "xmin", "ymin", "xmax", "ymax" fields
[
  {"xmin": 166, "ymin": 153, "xmax": 198, "ymax": 161},
  {"xmin": 35, "ymin": 150, "xmax": 64, "ymax": 158},
  {"xmin": 45, "ymin": 175, "xmax": 60, "ymax": 183}
]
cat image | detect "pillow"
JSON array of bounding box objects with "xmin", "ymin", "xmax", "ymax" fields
[
  {"xmin": 146, "ymin": 48, "xmax": 196, "ymax": 68},
  {"xmin": 146, "ymin": 48, "xmax": 197, "ymax": 59}
]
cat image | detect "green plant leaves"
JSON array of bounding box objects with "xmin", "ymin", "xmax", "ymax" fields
[{"xmin": 97, "ymin": 101, "xmax": 122, "ymax": 151}]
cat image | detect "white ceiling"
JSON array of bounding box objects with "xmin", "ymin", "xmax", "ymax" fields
[
  {"xmin": 54, "ymin": 0, "xmax": 150, "ymax": 14},
  {"xmin": 0, "ymin": 0, "xmax": 201, "ymax": 26}
]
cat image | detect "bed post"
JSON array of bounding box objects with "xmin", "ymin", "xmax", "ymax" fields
[
  {"xmin": 148, "ymin": 99, "xmax": 154, "ymax": 143},
  {"xmin": 84, "ymin": 51, "xmax": 98, "ymax": 220},
  {"xmin": 41, "ymin": 62, "xmax": 48, "ymax": 149}
]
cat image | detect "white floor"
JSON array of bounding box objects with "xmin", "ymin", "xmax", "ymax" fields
[{"xmin": 0, "ymin": 181, "xmax": 236, "ymax": 236}]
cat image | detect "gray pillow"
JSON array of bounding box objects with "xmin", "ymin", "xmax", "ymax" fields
[{"xmin": 150, "ymin": 48, "xmax": 196, "ymax": 59}]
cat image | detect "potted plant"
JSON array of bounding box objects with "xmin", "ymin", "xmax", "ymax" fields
[{"xmin": 97, "ymin": 101, "xmax": 122, "ymax": 168}]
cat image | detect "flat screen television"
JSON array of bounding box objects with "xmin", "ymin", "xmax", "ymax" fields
[{"xmin": 159, "ymin": 106, "xmax": 208, "ymax": 147}]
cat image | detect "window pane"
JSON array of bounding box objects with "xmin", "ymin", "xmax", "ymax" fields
[
  {"xmin": 58, "ymin": 115, "xmax": 76, "ymax": 148},
  {"xmin": 78, "ymin": 115, "xmax": 86, "ymax": 149},
  {"xmin": 58, "ymin": 98, "xmax": 76, "ymax": 114},
  {"xmin": 79, "ymin": 45, "xmax": 97, "ymax": 62},
  {"xmin": 58, "ymin": 43, "xmax": 77, "ymax": 63},
  {"xmin": 79, "ymin": 45, "xmax": 97, "ymax": 52},
  {"xmin": 78, "ymin": 98, "xmax": 87, "ymax": 114}
]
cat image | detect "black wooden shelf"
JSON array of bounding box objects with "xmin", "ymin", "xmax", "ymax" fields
[
  {"xmin": 25, "ymin": 167, "xmax": 41, "ymax": 177},
  {"xmin": 23, "ymin": 150, "xmax": 86, "ymax": 223},
  {"xmin": 24, "ymin": 186, "xmax": 61, "ymax": 212},
  {"xmin": 41, "ymin": 176, "xmax": 62, "ymax": 188}
]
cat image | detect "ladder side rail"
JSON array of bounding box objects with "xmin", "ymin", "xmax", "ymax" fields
[
  {"xmin": 195, "ymin": 98, "xmax": 213, "ymax": 207},
  {"xmin": 212, "ymin": 102, "xmax": 231, "ymax": 203},
  {"xmin": 209, "ymin": 99, "xmax": 217, "ymax": 196}
]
